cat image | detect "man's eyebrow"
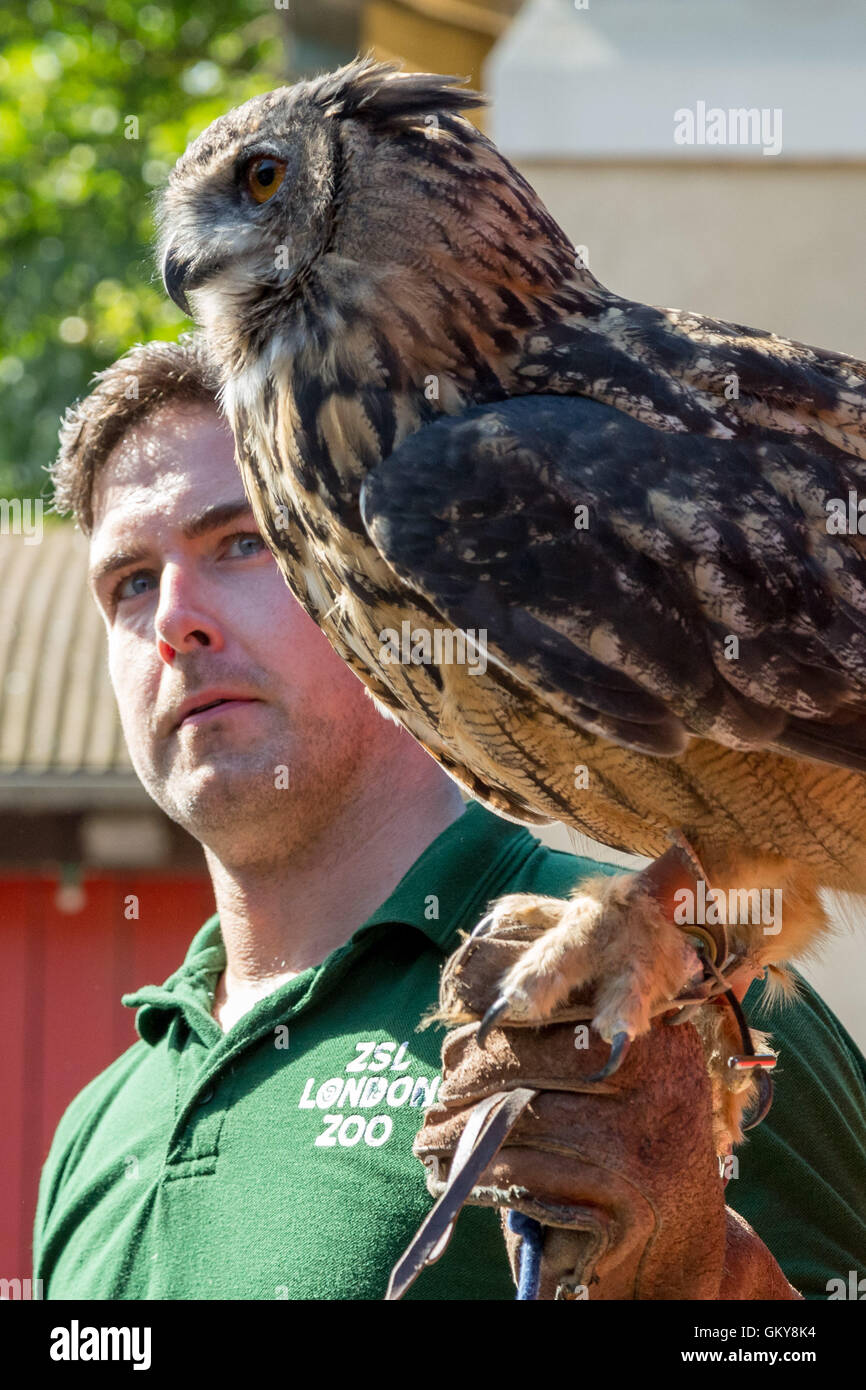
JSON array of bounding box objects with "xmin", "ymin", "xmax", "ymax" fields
[
  {"xmin": 89, "ymin": 545, "xmax": 149, "ymax": 590},
  {"xmin": 88, "ymin": 500, "xmax": 255, "ymax": 589},
  {"xmin": 180, "ymin": 499, "xmax": 254, "ymax": 540}
]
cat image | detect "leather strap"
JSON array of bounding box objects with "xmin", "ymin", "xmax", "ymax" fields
[{"xmin": 385, "ymin": 1086, "xmax": 538, "ymax": 1300}]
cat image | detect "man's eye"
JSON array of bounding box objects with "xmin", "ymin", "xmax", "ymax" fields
[
  {"xmin": 114, "ymin": 571, "xmax": 157, "ymax": 603},
  {"xmin": 226, "ymin": 532, "xmax": 266, "ymax": 558}
]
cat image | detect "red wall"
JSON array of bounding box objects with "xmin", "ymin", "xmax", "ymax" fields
[{"xmin": 0, "ymin": 873, "xmax": 215, "ymax": 1285}]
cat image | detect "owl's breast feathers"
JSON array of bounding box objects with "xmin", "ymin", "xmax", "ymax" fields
[{"xmin": 225, "ymin": 284, "xmax": 866, "ymax": 886}]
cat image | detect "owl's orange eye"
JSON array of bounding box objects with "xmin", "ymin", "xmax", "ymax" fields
[{"xmin": 246, "ymin": 156, "xmax": 286, "ymax": 204}]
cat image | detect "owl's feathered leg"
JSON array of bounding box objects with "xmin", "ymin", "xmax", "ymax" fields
[
  {"xmin": 433, "ymin": 834, "xmax": 798, "ymax": 1146},
  {"xmin": 474, "ymin": 835, "xmax": 718, "ymax": 1072},
  {"xmin": 469, "ymin": 863, "xmax": 705, "ymax": 1063}
]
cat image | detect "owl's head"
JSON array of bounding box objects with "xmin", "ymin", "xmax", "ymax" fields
[{"xmin": 158, "ymin": 55, "xmax": 577, "ymax": 376}]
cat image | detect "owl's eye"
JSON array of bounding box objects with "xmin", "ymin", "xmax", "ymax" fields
[{"xmin": 245, "ymin": 156, "xmax": 286, "ymax": 205}]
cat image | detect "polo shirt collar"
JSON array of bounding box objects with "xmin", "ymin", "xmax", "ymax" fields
[
  {"xmin": 123, "ymin": 800, "xmax": 539, "ymax": 1043},
  {"xmin": 359, "ymin": 800, "xmax": 537, "ymax": 949}
]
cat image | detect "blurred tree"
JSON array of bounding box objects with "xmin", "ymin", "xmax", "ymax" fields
[{"xmin": 0, "ymin": 0, "xmax": 358, "ymax": 505}]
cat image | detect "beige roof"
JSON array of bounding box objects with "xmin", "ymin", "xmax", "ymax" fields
[{"xmin": 0, "ymin": 525, "xmax": 147, "ymax": 807}]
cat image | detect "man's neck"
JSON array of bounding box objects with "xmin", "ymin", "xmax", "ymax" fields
[{"xmin": 204, "ymin": 769, "xmax": 466, "ymax": 1032}]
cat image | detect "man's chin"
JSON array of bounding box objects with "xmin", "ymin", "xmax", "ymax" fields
[{"xmin": 141, "ymin": 753, "xmax": 289, "ymax": 835}]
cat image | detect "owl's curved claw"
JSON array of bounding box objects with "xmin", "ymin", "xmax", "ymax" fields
[
  {"xmin": 664, "ymin": 1001, "xmax": 704, "ymax": 1026},
  {"xmin": 477, "ymin": 994, "xmax": 511, "ymax": 1048},
  {"xmin": 470, "ymin": 911, "xmax": 498, "ymax": 940},
  {"xmin": 742, "ymin": 1069, "xmax": 775, "ymax": 1132},
  {"xmin": 585, "ymin": 1030, "xmax": 631, "ymax": 1083}
]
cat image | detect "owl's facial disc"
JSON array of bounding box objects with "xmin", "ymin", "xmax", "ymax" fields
[{"xmin": 161, "ymin": 140, "xmax": 300, "ymax": 318}]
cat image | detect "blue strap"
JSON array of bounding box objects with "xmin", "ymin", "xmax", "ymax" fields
[{"xmin": 507, "ymin": 1209, "xmax": 544, "ymax": 1300}]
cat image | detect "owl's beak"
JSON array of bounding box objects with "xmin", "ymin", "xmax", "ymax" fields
[{"xmin": 162, "ymin": 244, "xmax": 193, "ymax": 317}]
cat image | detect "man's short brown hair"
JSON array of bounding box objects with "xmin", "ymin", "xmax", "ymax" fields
[{"xmin": 51, "ymin": 333, "xmax": 222, "ymax": 534}]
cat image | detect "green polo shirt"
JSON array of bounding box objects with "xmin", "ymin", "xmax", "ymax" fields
[{"xmin": 33, "ymin": 801, "xmax": 866, "ymax": 1300}]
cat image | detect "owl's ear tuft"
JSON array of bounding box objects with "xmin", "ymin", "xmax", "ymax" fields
[{"xmin": 308, "ymin": 51, "xmax": 487, "ymax": 127}]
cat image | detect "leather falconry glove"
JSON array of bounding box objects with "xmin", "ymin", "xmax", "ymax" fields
[{"xmin": 387, "ymin": 918, "xmax": 800, "ymax": 1301}]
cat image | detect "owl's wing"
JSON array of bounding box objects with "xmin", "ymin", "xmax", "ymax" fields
[{"xmin": 360, "ymin": 393, "xmax": 866, "ymax": 771}]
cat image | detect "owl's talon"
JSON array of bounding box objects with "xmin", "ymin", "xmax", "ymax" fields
[
  {"xmin": 477, "ymin": 994, "xmax": 511, "ymax": 1047},
  {"xmin": 585, "ymin": 1029, "xmax": 631, "ymax": 1082},
  {"xmin": 470, "ymin": 911, "xmax": 498, "ymax": 940},
  {"xmin": 665, "ymin": 1001, "xmax": 704, "ymax": 1026}
]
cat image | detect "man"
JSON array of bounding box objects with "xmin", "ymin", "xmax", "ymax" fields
[{"xmin": 35, "ymin": 334, "xmax": 866, "ymax": 1300}]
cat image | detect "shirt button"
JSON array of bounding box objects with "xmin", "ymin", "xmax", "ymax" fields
[{"xmin": 198, "ymin": 1086, "xmax": 215, "ymax": 1105}]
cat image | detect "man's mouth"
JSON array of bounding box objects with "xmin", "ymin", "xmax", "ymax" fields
[{"xmin": 175, "ymin": 696, "xmax": 260, "ymax": 730}]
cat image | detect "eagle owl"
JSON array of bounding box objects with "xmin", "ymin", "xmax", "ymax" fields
[{"xmin": 159, "ymin": 56, "xmax": 866, "ymax": 1144}]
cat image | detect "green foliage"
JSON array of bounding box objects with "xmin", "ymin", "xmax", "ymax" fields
[{"xmin": 0, "ymin": 0, "xmax": 291, "ymax": 502}]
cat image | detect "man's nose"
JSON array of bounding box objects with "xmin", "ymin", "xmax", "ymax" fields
[{"xmin": 154, "ymin": 562, "xmax": 225, "ymax": 660}]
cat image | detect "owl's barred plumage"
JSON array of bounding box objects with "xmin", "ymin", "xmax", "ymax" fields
[{"xmin": 160, "ymin": 56, "xmax": 866, "ymax": 1058}]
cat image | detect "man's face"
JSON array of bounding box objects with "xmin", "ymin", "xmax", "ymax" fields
[{"xmin": 88, "ymin": 401, "xmax": 386, "ymax": 853}]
